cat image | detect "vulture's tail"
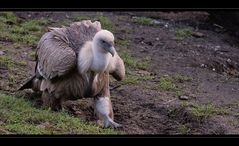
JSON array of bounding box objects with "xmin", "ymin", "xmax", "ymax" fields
[{"xmin": 18, "ymin": 75, "xmax": 42, "ymax": 91}]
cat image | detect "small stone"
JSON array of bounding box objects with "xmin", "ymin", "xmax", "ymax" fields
[
  {"xmin": 192, "ymin": 32, "xmax": 204, "ymax": 38},
  {"xmin": 212, "ymin": 68, "xmax": 216, "ymax": 71},
  {"xmin": 136, "ymin": 70, "xmax": 151, "ymax": 76},
  {"xmin": 152, "ymin": 20, "xmax": 161, "ymax": 25},
  {"xmin": 179, "ymin": 96, "xmax": 189, "ymax": 100},
  {"xmin": 0, "ymin": 51, "xmax": 5, "ymax": 55},
  {"xmin": 200, "ymin": 64, "xmax": 206, "ymax": 68},
  {"xmin": 75, "ymin": 111, "xmax": 82, "ymax": 115},
  {"xmin": 214, "ymin": 45, "xmax": 221, "ymax": 52},
  {"xmin": 156, "ymin": 37, "xmax": 159, "ymax": 41},
  {"xmin": 163, "ymin": 74, "xmax": 169, "ymax": 77},
  {"xmin": 140, "ymin": 49, "xmax": 147, "ymax": 53},
  {"xmin": 196, "ymin": 44, "xmax": 203, "ymax": 48},
  {"xmin": 189, "ymin": 94, "xmax": 197, "ymax": 98}
]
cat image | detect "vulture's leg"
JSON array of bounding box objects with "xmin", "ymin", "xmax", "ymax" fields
[
  {"xmin": 95, "ymin": 97, "xmax": 122, "ymax": 128},
  {"xmin": 94, "ymin": 74, "xmax": 122, "ymax": 128}
]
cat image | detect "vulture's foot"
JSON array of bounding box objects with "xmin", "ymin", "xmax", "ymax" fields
[
  {"xmin": 97, "ymin": 117, "xmax": 122, "ymax": 129},
  {"xmin": 95, "ymin": 97, "xmax": 122, "ymax": 129},
  {"xmin": 103, "ymin": 117, "xmax": 122, "ymax": 129}
]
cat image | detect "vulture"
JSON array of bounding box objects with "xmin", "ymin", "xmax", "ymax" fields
[{"xmin": 19, "ymin": 20, "xmax": 125, "ymax": 128}]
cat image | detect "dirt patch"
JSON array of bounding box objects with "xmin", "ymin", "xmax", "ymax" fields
[{"xmin": 63, "ymin": 99, "xmax": 96, "ymax": 122}]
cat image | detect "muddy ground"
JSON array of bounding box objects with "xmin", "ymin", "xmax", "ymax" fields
[{"xmin": 1, "ymin": 11, "xmax": 239, "ymax": 134}]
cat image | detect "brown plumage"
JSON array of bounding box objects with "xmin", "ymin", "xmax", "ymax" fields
[{"xmin": 19, "ymin": 20, "xmax": 125, "ymax": 128}]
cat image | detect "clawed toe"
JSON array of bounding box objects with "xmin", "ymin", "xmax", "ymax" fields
[{"xmin": 103, "ymin": 118, "xmax": 123, "ymax": 129}]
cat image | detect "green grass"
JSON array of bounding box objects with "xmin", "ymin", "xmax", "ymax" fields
[
  {"xmin": 95, "ymin": 16, "xmax": 114, "ymax": 31},
  {"xmin": 159, "ymin": 76, "xmax": 177, "ymax": 91},
  {"xmin": 0, "ymin": 93, "xmax": 117, "ymax": 134},
  {"xmin": 176, "ymin": 90, "xmax": 184, "ymax": 97},
  {"xmin": 116, "ymin": 40, "xmax": 130, "ymax": 48},
  {"xmin": 0, "ymin": 56, "xmax": 15, "ymax": 69},
  {"xmin": 8, "ymin": 75, "xmax": 16, "ymax": 85},
  {"xmin": 0, "ymin": 12, "xmax": 18, "ymax": 24},
  {"xmin": 173, "ymin": 75, "xmax": 192, "ymax": 83},
  {"xmin": 29, "ymin": 52, "xmax": 36, "ymax": 60},
  {"xmin": 157, "ymin": 74, "xmax": 192, "ymax": 93},
  {"xmin": 176, "ymin": 123, "xmax": 191, "ymax": 134},
  {"xmin": 122, "ymin": 74, "xmax": 154, "ymax": 85},
  {"xmin": 133, "ymin": 17, "xmax": 154, "ymax": 26},
  {"xmin": 181, "ymin": 102, "xmax": 230, "ymax": 120},
  {"xmin": 119, "ymin": 50, "xmax": 149, "ymax": 72},
  {"xmin": 73, "ymin": 16, "xmax": 91, "ymax": 21},
  {"xmin": 175, "ymin": 28, "xmax": 193, "ymax": 40},
  {"xmin": 0, "ymin": 56, "xmax": 28, "ymax": 70},
  {"xmin": 120, "ymin": 51, "xmax": 137, "ymax": 70},
  {"xmin": 60, "ymin": 19, "xmax": 72, "ymax": 26},
  {"xmin": 18, "ymin": 60, "xmax": 27, "ymax": 66},
  {"xmin": 116, "ymin": 50, "xmax": 153, "ymax": 85},
  {"xmin": 0, "ymin": 44, "xmax": 5, "ymax": 50},
  {"xmin": 191, "ymin": 104, "xmax": 229, "ymax": 119},
  {"xmin": 0, "ymin": 12, "xmax": 49, "ymax": 46}
]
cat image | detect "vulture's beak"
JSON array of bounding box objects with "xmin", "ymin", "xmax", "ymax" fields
[{"xmin": 107, "ymin": 46, "xmax": 116, "ymax": 57}]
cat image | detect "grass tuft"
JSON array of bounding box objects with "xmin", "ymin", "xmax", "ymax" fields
[{"xmin": 0, "ymin": 93, "xmax": 118, "ymax": 134}]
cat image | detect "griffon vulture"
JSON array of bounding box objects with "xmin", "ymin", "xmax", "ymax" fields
[{"xmin": 19, "ymin": 20, "xmax": 125, "ymax": 128}]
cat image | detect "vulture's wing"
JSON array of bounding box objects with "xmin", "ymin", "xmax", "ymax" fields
[
  {"xmin": 36, "ymin": 20, "xmax": 102, "ymax": 80},
  {"xmin": 109, "ymin": 53, "xmax": 125, "ymax": 81},
  {"xmin": 36, "ymin": 28, "xmax": 76, "ymax": 80}
]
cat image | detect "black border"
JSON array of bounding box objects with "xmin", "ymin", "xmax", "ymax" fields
[
  {"xmin": 1, "ymin": 135, "xmax": 239, "ymax": 145},
  {"xmin": 1, "ymin": 2, "xmax": 239, "ymax": 146},
  {"xmin": 0, "ymin": 0, "xmax": 239, "ymax": 9}
]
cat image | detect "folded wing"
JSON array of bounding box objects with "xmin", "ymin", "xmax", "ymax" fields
[{"xmin": 36, "ymin": 20, "xmax": 102, "ymax": 80}]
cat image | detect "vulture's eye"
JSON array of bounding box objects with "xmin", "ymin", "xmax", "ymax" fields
[{"xmin": 102, "ymin": 40, "xmax": 106, "ymax": 44}]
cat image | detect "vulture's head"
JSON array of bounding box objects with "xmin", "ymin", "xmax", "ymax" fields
[{"xmin": 93, "ymin": 30, "xmax": 116, "ymax": 57}]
